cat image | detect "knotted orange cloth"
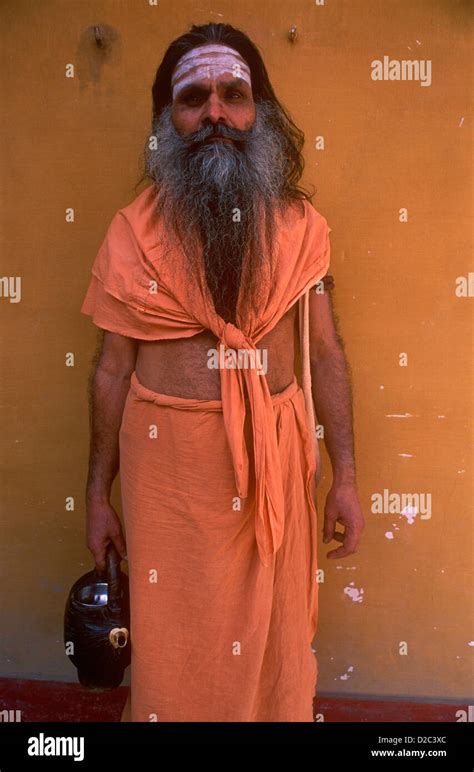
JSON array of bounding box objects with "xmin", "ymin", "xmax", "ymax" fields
[{"xmin": 81, "ymin": 185, "xmax": 331, "ymax": 721}]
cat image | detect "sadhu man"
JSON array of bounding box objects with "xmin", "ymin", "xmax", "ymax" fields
[{"xmin": 81, "ymin": 22, "xmax": 364, "ymax": 722}]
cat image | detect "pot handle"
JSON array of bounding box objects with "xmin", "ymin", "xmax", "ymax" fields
[{"xmin": 106, "ymin": 543, "xmax": 122, "ymax": 612}]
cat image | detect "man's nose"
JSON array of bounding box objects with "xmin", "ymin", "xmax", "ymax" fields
[{"xmin": 200, "ymin": 94, "xmax": 228, "ymax": 127}]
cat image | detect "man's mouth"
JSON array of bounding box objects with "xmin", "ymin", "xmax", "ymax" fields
[{"xmin": 205, "ymin": 136, "xmax": 233, "ymax": 143}]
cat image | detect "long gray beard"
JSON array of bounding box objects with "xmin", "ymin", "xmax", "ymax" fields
[{"xmin": 143, "ymin": 100, "xmax": 289, "ymax": 323}]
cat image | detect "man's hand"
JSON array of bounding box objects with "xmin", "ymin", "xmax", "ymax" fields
[
  {"xmin": 86, "ymin": 497, "xmax": 128, "ymax": 574},
  {"xmin": 322, "ymin": 481, "xmax": 365, "ymax": 559}
]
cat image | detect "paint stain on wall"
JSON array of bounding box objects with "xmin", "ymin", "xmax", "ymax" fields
[
  {"xmin": 337, "ymin": 666, "xmax": 355, "ymax": 681},
  {"xmin": 401, "ymin": 505, "xmax": 418, "ymax": 525},
  {"xmin": 385, "ymin": 506, "xmax": 419, "ymax": 539},
  {"xmin": 344, "ymin": 583, "xmax": 364, "ymax": 603}
]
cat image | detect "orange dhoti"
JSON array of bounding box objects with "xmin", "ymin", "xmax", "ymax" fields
[{"xmin": 118, "ymin": 370, "xmax": 319, "ymax": 722}]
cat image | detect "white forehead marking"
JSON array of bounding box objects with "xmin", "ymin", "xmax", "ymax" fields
[{"xmin": 171, "ymin": 44, "xmax": 252, "ymax": 100}]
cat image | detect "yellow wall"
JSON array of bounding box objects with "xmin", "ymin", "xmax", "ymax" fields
[{"xmin": 1, "ymin": 0, "xmax": 472, "ymax": 702}]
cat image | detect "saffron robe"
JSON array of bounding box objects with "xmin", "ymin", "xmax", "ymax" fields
[{"xmin": 81, "ymin": 185, "xmax": 331, "ymax": 721}]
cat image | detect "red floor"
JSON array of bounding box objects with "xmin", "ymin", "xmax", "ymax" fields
[{"xmin": 0, "ymin": 678, "xmax": 465, "ymax": 722}]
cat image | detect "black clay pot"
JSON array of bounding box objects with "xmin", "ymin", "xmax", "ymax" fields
[{"xmin": 64, "ymin": 544, "xmax": 131, "ymax": 689}]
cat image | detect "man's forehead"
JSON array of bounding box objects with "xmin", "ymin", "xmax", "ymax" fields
[
  {"xmin": 177, "ymin": 75, "xmax": 250, "ymax": 94},
  {"xmin": 171, "ymin": 44, "xmax": 252, "ymax": 100}
]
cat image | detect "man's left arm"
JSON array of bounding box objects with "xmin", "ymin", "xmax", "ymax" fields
[{"xmin": 309, "ymin": 276, "xmax": 365, "ymax": 559}]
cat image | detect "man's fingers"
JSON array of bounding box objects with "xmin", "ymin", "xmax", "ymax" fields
[
  {"xmin": 323, "ymin": 518, "xmax": 337, "ymax": 543},
  {"xmin": 323, "ymin": 529, "xmax": 344, "ymax": 544},
  {"xmin": 326, "ymin": 531, "xmax": 361, "ymax": 559},
  {"xmin": 113, "ymin": 535, "xmax": 128, "ymax": 561},
  {"xmin": 89, "ymin": 541, "xmax": 107, "ymax": 573},
  {"xmin": 327, "ymin": 542, "xmax": 356, "ymax": 559}
]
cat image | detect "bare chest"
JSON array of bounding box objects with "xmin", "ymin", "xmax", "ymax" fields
[{"xmin": 135, "ymin": 303, "xmax": 299, "ymax": 399}]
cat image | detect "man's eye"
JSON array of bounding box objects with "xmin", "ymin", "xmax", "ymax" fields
[
  {"xmin": 181, "ymin": 91, "xmax": 203, "ymax": 104},
  {"xmin": 182, "ymin": 90, "xmax": 243, "ymax": 104}
]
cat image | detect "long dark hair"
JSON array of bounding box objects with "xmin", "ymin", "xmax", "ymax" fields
[{"xmin": 135, "ymin": 22, "xmax": 315, "ymax": 203}]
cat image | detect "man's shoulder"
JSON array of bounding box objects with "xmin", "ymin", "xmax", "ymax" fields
[
  {"xmin": 301, "ymin": 198, "xmax": 329, "ymax": 228},
  {"xmin": 102, "ymin": 185, "xmax": 158, "ymax": 247},
  {"xmin": 116, "ymin": 185, "xmax": 157, "ymax": 227},
  {"xmin": 89, "ymin": 187, "xmax": 159, "ymax": 295},
  {"xmin": 283, "ymin": 197, "xmax": 330, "ymax": 236}
]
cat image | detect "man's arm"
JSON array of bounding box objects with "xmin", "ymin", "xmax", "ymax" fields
[
  {"xmin": 309, "ymin": 279, "xmax": 365, "ymax": 558},
  {"xmin": 85, "ymin": 330, "xmax": 138, "ymax": 572},
  {"xmin": 309, "ymin": 278, "xmax": 356, "ymax": 484}
]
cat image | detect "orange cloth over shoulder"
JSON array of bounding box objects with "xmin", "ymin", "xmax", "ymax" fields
[{"xmin": 81, "ymin": 185, "xmax": 331, "ymax": 567}]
